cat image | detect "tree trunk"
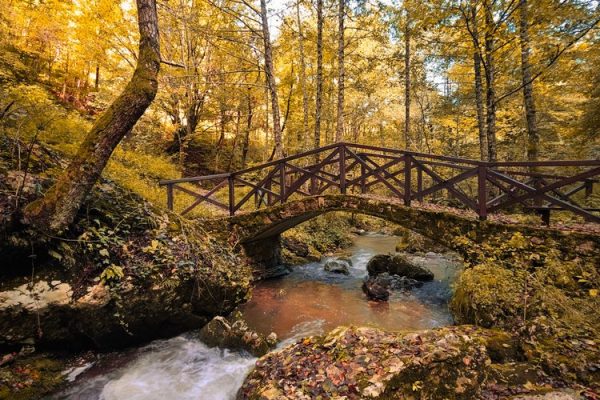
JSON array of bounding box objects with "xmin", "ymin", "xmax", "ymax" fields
[
  {"xmin": 336, "ymin": 0, "xmax": 345, "ymax": 142},
  {"xmin": 228, "ymin": 108, "xmax": 242, "ymax": 171},
  {"xmin": 403, "ymin": 5, "xmax": 411, "ymax": 149},
  {"xmin": 519, "ymin": 0, "xmax": 538, "ymax": 163},
  {"xmin": 241, "ymin": 91, "xmax": 254, "ymax": 168},
  {"xmin": 215, "ymin": 102, "xmax": 228, "ymax": 166},
  {"xmin": 471, "ymin": 4, "xmax": 487, "ymax": 161},
  {"xmin": 314, "ymin": 0, "xmax": 324, "ymax": 161},
  {"xmin": 23, "ymin": 0, "xmax": 161, "ymax": 233},
  {"xmin": 483, "ymin": 1, "xmax": 497, "ymax": 162},
  {"xmin": 94, "ymin": 63, "xmax": 100, "ymax": 91},
  {"xmin": 260, "ymin": 0, "xmax": 283, "ymax": 158},
  {"xmin": 296, "ymin": 0, "xmax": 309, "ymax": 150}
]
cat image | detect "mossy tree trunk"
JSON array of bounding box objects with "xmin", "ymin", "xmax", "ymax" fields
[{"xmin": 23, "ymin": 0, "xmax": 161, "ymax": 233}]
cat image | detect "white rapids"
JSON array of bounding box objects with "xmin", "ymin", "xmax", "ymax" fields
[{"xmin": 52, "ymin": 335, "xmax": 256, "ymax": 400}]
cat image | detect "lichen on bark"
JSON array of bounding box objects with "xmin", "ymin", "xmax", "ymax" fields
[{"xmin": 22, "ymin": 0, "xmax": 161, "ymax": 234}]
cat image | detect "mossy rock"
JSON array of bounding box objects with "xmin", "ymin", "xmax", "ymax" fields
[
  {"xmin": 0, "ymin": 169, "xmax": 252, "ymax": 350},
  {"xmin": 0, "ymin": 355, "xmax": 66, "ymax": 400},
  {"xmin": 239, "ymin": 325, "xmax": 523, "ymax": 400},
  {"xmin": 450, "ymin": 257, "xmax": 600, "ymax": 385},
  {"xmin": 366, "ymin": 254, "xmax": 434, "ymax": 281},
  {"xmin": 199, "ymin": 313, "xmax": 277, "ymax": 357}
]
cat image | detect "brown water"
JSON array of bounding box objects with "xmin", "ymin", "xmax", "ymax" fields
[
  {"xmin": 238, "ymin": 234, "xmax": 459, "ymax": 341},
  {"xmin": 52, "ymin": 233, "xmax": 461, "ymax": 400}
]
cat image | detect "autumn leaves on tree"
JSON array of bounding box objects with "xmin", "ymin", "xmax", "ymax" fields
[
  {"xmin": 1, "ymin": 0, "xmax": 598, "ymax": 233},
  {"xmin": 23, "ymin": 0, "xmax": 161, "ymax": 232}
]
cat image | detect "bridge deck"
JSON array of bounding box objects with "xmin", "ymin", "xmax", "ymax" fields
[{"xmin": 160, "ymin": 143, "xmax": 600, "ymax": 227}]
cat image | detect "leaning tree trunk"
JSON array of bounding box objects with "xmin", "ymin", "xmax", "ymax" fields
[
  {"xmin": 314, "ymin": 0, "xmax": 324, "ymax": 161},
  {"xmin": 260, "ymin": 0, "xmax": 283, "ymax": 159},
  {"xmin": 23, "ymin": 0, "xmax": 161, "ymax": 233},
  {"xmin": 519, "ymin": 0, "xmax": 538, "ymax": 164},
  {"xmin": 335, "ymin": 0, "xmax": 345, "ymax": 143}
]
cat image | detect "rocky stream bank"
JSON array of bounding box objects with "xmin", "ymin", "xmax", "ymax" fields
[
  {"xmin": 1, "ymin": 143, "xmax": 599, "ymax": 399},
  {"xmin": 0, "ymin": 142, "xmax": 253, "ymax": 398},
  {"xmin": 237, "ymin": 225, "xmax": 600, "ymax": 399}
]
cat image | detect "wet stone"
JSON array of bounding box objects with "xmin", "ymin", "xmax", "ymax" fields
[
  {"xmin": 199, "ymin": 313, "xmax": 277, "ymax": 357},
  {"xmin": 323, "ymin": 259, "xmax": 351, "ymax": 275},
  {"xmin": 366, "ymin": 254, "xmax": 434, "ymax": 281},
  {"xmin": 362, "ymin": 273, "xmax": 422, "ymax": 301}
]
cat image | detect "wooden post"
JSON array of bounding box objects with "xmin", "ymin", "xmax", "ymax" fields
[
  {"xmin": 280, "ymin": 163, "xmax": 287, "ymax": 203},
  {"xmin": 265, "ymin": 171, "xmax": 273, "ymax": 205},
  {"xmin": 228, "ymin": 175, "xmax": 235, "ymax": 216},
  {"xmin": 417, "ymin": 166, "xmax": 423, "ymax": 202},
  {"xmin": 339, "ymin": 144, "xmax": 346, "ymax": 194},
  {"xmin": 167, "ymin": 184, "xmax": 174, "ymax": 211},
  {"xmin": 478, "ymin": 165, "xmax": 487, "ymax": 220},
  {"xmin": 360, "ymin": 164, "xmax": 367, "ymax": 194},
  {"xmin": 404, "ymin": 155, "xmax": 411, "ymax": 206},
  {"xmin": 538, "ymin": 208, "xmax": 550, "ymax": 226},
  {"xmin": 532, "ymin": 176, "xmax": 543, "ymax": 207},
  {"xmin": 585, "ymin": 180, "xmax": 593, "ymax": 198}
]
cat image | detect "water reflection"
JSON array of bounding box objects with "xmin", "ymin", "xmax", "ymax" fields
[{"xmin": 238, "ymin": 234, "xmax": 459, "ymax": 340}]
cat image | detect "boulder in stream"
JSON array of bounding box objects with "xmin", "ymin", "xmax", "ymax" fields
[
  {"xmin": 239, "ymin": 325, "xmax": 521, "ymax": 399},
  {"xmin": 366, "ymin": 254, "xmax": 434, "ymax": 281},
  {"xmin": 362, "ymin": 273, "xmax": 421, "ymax": 301},
  {"xmin": 323, "ymin": 259, "xmax": 350, "ymax": 275},
  {"xmin": 362, "ymin": 277, "xmax": 390, "ymax": 301},
  {"xmin": 199, "ymin": 313, "xmax": 277, "ymax": 357}
]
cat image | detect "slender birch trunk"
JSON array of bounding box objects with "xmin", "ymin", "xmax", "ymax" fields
[
  {"xmin": 314, "ymin": 0, "xmax": 324, "ymax": 161},
  {"xmin": 296, "ymin": 0, "xmax": 309, "ymax": 150},
  {"xmin": 471, "ymin": 4, "xmax": 487, "ymax": 161},
  {"xmin": 336, "ymin": 0, "xmax": 345, "ymax": 142},
  {"xmin": 483, "ymin": 0, "xmax": 497, "ymax": 162},
  {"xmin": 260, "ymin": 0, "xmax": 283, "ymax": 158},
  {"xmin": 519, "ymin": 0, "xmax": 539, "ymax": 163}
]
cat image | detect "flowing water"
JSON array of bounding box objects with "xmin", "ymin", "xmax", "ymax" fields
[{"xmin": 51, "ymin": 233, "xmax": 461, "ymax": 400}]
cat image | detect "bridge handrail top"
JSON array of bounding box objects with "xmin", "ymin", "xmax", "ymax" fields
[
  {"xmin": 159, "ymin": 172, "xmax": 231, "ymax": 185},
  {"xmin": 159, "ymin": 142, "xmax": 600, "ymax": 185},
  {"xmin": 349, "ymin": 143, "xmax": 600, "ymax": 167}
]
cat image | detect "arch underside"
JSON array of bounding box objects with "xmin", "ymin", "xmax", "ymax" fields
[
  {"xmin": 204, "ymin": 195, "xmax": 598, "ymax": 270},
  {"xmin": 225, "ymin": 195, "xmax": 496, "ymax": 251}
]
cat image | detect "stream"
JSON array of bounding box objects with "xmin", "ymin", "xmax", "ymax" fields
[{"xmin": 50, "ymin": 234, "xmax": 462, "ymax": 400}]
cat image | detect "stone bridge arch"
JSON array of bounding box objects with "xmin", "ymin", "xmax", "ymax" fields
[{"xmin": 204, "ymin": 195, "xmax": 600, "ymax": 271}]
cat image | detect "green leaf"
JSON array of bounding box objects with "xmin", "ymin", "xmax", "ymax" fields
[{"xmin": 48, "ymin": 250, "xmax": 63, "ymax": 261}]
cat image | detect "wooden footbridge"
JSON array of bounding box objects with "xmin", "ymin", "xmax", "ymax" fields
[{"xmin": 159, "ymin": 143, "xmax": 600, "ymax": 225}]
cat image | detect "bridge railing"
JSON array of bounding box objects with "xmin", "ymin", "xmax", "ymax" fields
[{"xmin": 159, "ymin": 142, "xmax": 600, "ymax": 224}]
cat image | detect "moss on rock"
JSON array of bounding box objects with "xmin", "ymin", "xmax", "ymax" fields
[
  {"xmin": 0, "ymin": 354, "xmax": 66, "ymax": 400},
  {"xmin": 0, "ymin": 166, "xmax": 252, "ymax": 350},
  {"xmin": 239, "ymin": 325, "xmax": 524, "ymax": 400},
  {"xmin": 450, "ymin": 233, "xmax": 600, "ymax": 385}
]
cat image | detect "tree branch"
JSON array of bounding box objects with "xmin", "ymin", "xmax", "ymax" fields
[{"xmin": 495, "ymin": 15, "xmax": 600, "ymax": 105}]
